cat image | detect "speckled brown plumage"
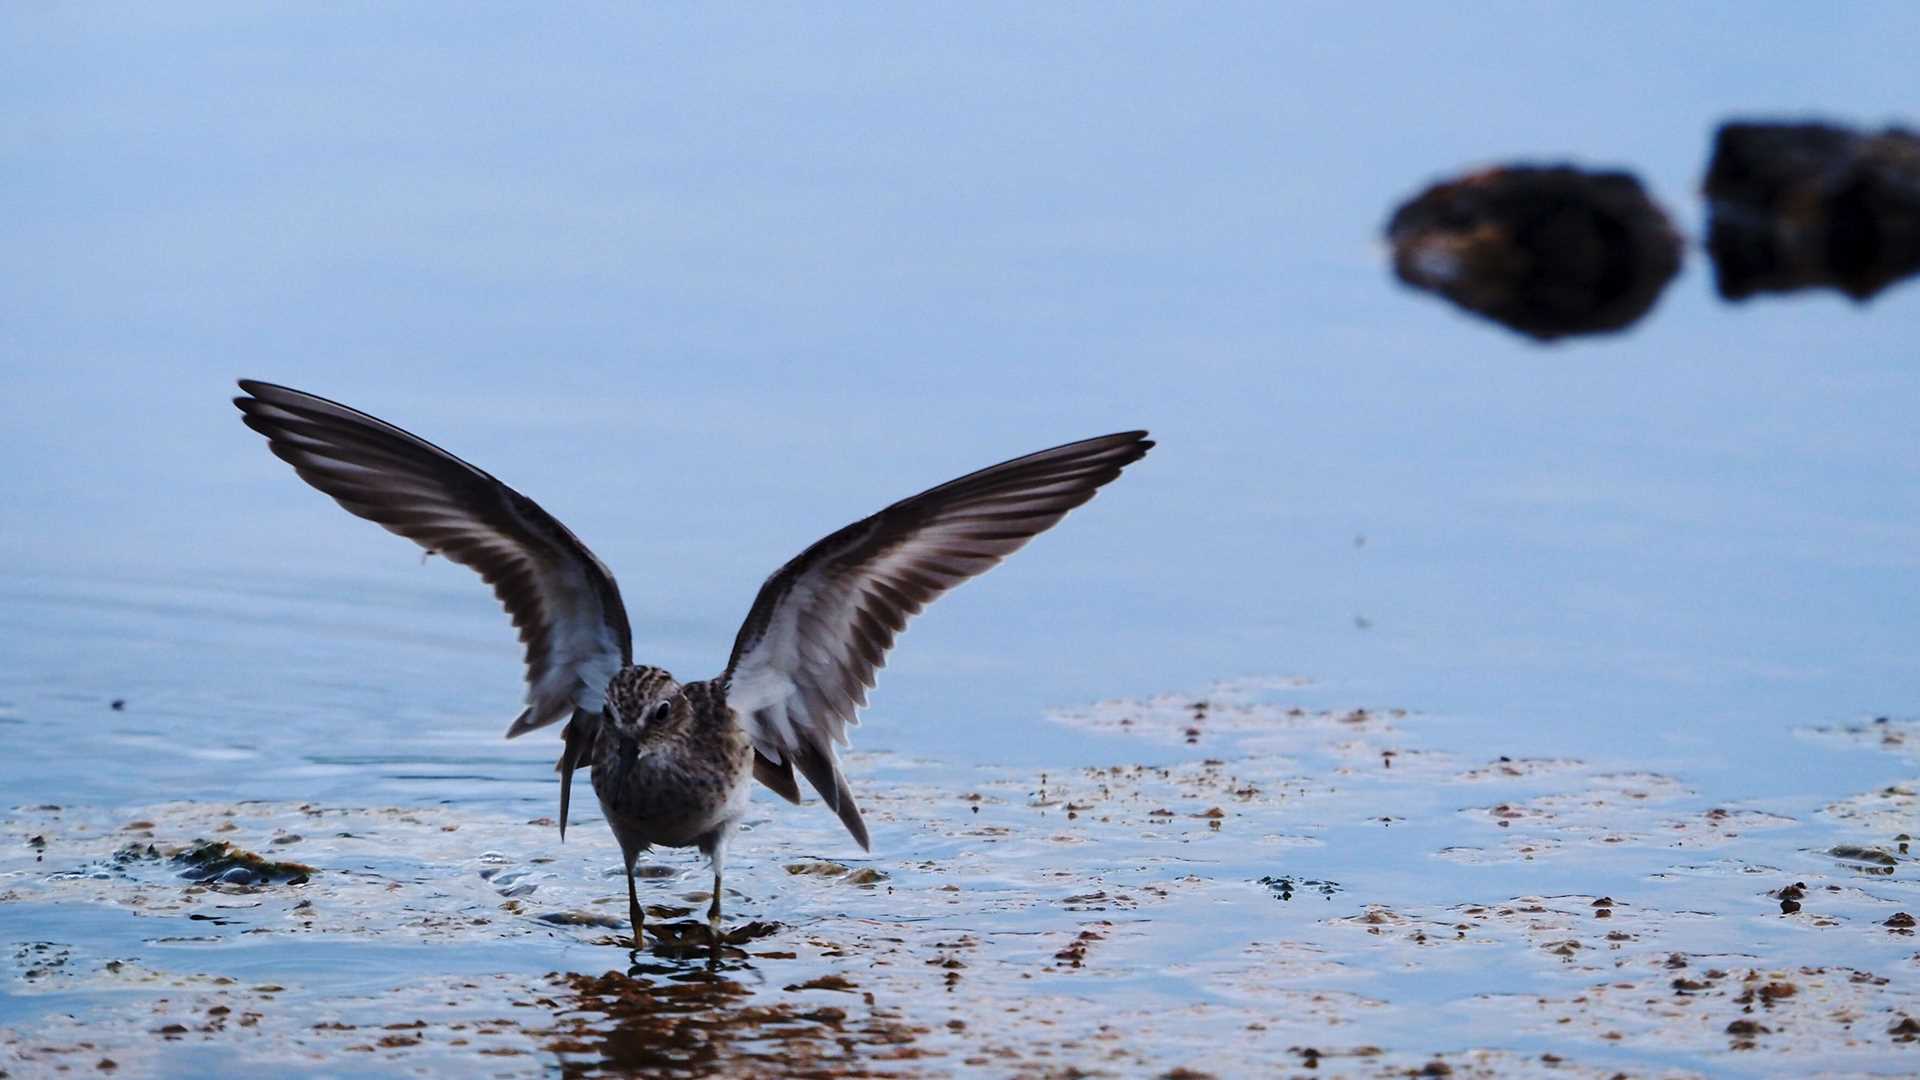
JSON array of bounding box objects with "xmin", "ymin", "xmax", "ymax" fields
[
  {"xmin": 233, "ymin": 379, "xmax": 1152, "ymax": 946},
  {"xmin": 593, "ymin": 674, "xmax": 750, "ymax": 846},
  {"xmin": 587, "ymin": 671, "xmax": 753, "ymax": 938}
]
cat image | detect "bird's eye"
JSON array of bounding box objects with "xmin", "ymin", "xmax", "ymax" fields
[{"xmin": 651, "ymin": 701, "xmax": 672, "ymax": 724}]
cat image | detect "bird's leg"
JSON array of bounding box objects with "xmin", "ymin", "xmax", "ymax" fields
[
  {"xmin": 705, "ymin": 835, "xmax": 728, "ymax": 947},
  {"xmin": 624, "ymin": 851, "xmax": 644, "ymax": 949}
]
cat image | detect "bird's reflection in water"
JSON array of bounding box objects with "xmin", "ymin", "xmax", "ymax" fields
[{"xmin": 542, "ymin": 917, "xmax": 928, "ymax": 1077}]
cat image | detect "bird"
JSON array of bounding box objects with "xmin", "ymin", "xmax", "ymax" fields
[{"xmin": 232, "ymin": 380, "xmax": 1152, "ymax": 945}]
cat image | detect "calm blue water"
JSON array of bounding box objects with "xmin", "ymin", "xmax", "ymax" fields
[
  {"xmin": 4, "ymin": 3, "xmax": 1915, "ymax": 802},
  {"xmin": 2, "ymin": 6, "xmax": 1917, "ymax": 1075}
]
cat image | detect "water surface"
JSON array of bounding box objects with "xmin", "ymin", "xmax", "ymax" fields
[{"xmin": 3, "ymin": 5, "xmax": 1918, "ymax": 1077}]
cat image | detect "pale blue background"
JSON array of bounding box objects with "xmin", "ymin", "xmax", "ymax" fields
[{"xmin": 2, "ymin": 4, "xmax": 1916, "ymax": 803}]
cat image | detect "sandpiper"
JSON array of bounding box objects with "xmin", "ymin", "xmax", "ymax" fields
[{"xmin": 234, "ymin": 380, "xmax": 1151, "ymax": 944}]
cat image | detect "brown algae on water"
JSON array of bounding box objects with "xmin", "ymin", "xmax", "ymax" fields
[
  {"xmin": 169, "ymin": 839, "xmax": 315, "ymax": 885},
  {"xmin": 5, "ymin": 682, "xmax": 1920, "ymax": 1076}
]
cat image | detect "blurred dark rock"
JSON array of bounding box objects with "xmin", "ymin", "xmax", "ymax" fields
[
  {"xmin": 1704, "ymin": 120, "xmax": 1920, "ymax": 301},
  {"xmin": 1386, "ymin": 165, "xmax": 1681, "ymax": 341}
]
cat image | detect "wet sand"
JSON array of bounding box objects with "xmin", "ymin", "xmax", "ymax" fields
[{"xmin": 5, "ymin": 681, "xmax": 1917, "ymax": 1078}]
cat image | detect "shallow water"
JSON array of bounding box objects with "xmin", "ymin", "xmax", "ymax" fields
[
  {"xmin": 5, "ymin": 577, "xmax": 1920, "ymax": 1077},
  {"xmin": 4, "ymin": 6, "xmax": 1920, "ymax": 1078}
]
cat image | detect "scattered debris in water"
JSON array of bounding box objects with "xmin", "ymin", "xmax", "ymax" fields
[
  {"xmin": 5, "ymin": 683, "xmax": 1920, "ymax": 1075},
  {"xmin": 534, "ymin": 909, "xmax": 623, "ymax": 929},
  {"xmin": 1385, "ymin": 164, "xmax": 1682, "ymax": 341},
  {"xmin": 785, "ymin": 860, "xmax": 853, "ymax": 876},
  {"xmin": 1829, "ymin": 844, "xmax": 1901, "ymax": 873},
  {"xmin": 1704, "ymin": 120, "xmax": 1920, "ymax": 302},
  {"xmin": 170, "ymin": 839, "xmax": 314, "ymax": 885},
  {"xmin": 1258, "ymin": 875, "xmax": 1341, "ymax": 901},
  {"xmin": 1800, "ymin": 714, "xmax": 1920, "ymax": 761}
]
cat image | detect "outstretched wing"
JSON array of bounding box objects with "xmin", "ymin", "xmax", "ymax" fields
[
  {"xmin": 233, "ymin": 379, "xmax": 633, "ymax": 740},
  {"xmin": 722, "ymin": 431, "xmax": 1153, "ymax": 850}
]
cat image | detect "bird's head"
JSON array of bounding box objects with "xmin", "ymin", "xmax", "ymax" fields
[{"xmin": 606, "ymin": 665, "xmax": 683, "ymax": 741}]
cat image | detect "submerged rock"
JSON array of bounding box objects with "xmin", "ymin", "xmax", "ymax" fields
[
  {"xmin": 1386, "ymin": 164, "xmax": 1681, "ymax": 341},
  {"xmin": 536, "ymin": 909, "xmax": 624, "ymax": 929},
  {"xmin": 1704, "ymin": 120, "xmax": 1920, "ymax": 301},
  {"xmin": 782, "ymin": 859, "xmax": 887, "ymax": 885},
  {"xmin": 784, "ymin": 860, "xmax": 851, "ymax": 876},
  {"xmin": 171, "ymin": 839, "xmax": 313, "ymax": 885}
]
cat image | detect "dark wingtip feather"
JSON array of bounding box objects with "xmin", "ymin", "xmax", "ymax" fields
[
  {"xmin": 505, "ymin": 707, "xmax": 546, "ymax": 740},
  {"xmin": 555, "ymin": 711, "xmax": 599, "ymax": 843},
  {"xmin": 753, "ymin": 751, "xmax": 804, "ymax": 804},
  {"xmin": 235, "ymin": 378, "xmax": 297, "ymax": 406},
  {"xmin": 789, "ymin": 741, "xmax": 870, "ymax": 849},
  {"xmin": 844, "ymin": 805, "xmax": 871, "ymax": 851},
  {"xmin": 830, "ymin": 764, "xmax": 870, "ymax": 850},
  {"xmin": 556, "ymin": 728, "xmax": 574, "ymax": 843},
  {"xmin": 1102, "ymin": 430, "xmax": 1153, "ymax": 462}
]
